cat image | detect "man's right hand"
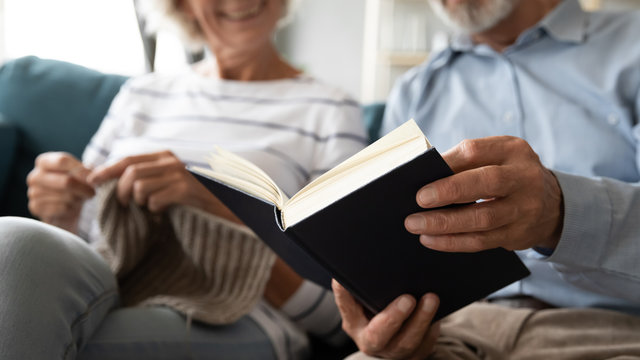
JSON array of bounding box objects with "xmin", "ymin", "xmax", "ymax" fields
[
  {"xmin": 27, "ymin": 152, "xmax": 95, "ymax": 233},
  {"xmin": 333, "ymin": 280, "xmax": 440, "ymax": 359}
]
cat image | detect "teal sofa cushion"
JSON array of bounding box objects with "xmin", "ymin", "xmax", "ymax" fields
[
  {"xmin": 362, "ymin": 102, "xmax": 385, "ymax": 142},
  {"xmin": 0, "ymin": 56, "xmax": 128, "ymax": 217}
]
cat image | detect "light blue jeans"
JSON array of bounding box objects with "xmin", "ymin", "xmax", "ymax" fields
[{"xmin": 0, "ymin": 217, "xmax": 277, "ymax": 360}]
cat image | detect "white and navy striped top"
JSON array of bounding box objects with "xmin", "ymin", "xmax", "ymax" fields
[{"xmin": 78, "ymin": 68, "xmax": 368, "ymax": 359}]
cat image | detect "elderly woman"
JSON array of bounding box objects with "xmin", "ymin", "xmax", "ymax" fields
[{"xmin": 0, "ymin": 0, "xmax": 367, "ymax": 359}]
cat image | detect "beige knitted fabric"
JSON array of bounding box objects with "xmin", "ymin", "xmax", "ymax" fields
[{"xmin": 94, "ymin": 180, "xmax": 276, "ymax": 324}]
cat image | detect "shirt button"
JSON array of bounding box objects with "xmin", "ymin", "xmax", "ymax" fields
[
  {"xmin": 607, "ymin": 114, "xmax": 619, "ymax": 126},
  {"xmin": 503, "ymin": 111, "xmax": 514, "ymax": 124}
]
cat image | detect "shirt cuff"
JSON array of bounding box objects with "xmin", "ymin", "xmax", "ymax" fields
[
  {"xmin": 547, "ymin": 171, "xmax": 612, "ymax": 269},
  {"xmin": 280, "ymin": 280, "xmax": 347, "ymax": 345}
]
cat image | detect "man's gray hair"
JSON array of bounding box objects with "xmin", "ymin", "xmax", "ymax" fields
[{"xmin": 136, "ymin": 0, "xmax": 299, "ymax": 51}]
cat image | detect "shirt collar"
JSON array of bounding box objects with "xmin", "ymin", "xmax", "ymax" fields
[
  {"xmin": 447, "ymin": 0, "xmax": 589, "ymax": 54},
  {"xmin": 540, "ymin": 0, "xmax": 589, "ymax": 44}
]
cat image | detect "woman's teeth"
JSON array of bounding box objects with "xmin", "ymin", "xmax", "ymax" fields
[{"xmin": 221, "ymin": 1, "xmax": 264, "ymax": 20}]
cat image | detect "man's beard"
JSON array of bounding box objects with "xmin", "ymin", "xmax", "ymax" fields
[{"xmin": 428, "ymin": 0, "xmax": 520, "ymax": 34}]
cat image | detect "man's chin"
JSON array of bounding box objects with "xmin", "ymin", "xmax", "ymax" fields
[{"xmin": 428, "ymin": 0, "xmax": 518, "ymax": 34}]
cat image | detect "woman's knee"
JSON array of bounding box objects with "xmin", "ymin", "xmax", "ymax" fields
[
  {"xmin": 0, "ymin": 217, "xmax": 82, "ymax": 262},
  {"xmin": 0, "ymin": 216, "xmax": 115, "ymax": 289},
  {"xmin": 0, "ymin": 217, "xmax": 119, "ymax": 359}
]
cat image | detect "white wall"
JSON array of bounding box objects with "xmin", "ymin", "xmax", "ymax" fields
[
  {"xmin": 0, "ymin": 0, "xmax": 5, "ymax": 60},
  {"xmin": 3, "ymin": 0, "xmax": 145, "ymax": 75},
  {"xmin": 276, "ymin": 0, "xmax": 367, "ymax": 101}
]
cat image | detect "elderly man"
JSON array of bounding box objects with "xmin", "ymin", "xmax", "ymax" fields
[{"xmin": 334, "ymin": 0, "xmax": 640, "ymax": 358}]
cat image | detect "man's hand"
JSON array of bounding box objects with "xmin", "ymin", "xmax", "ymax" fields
[
  {"xmin": 405, "ymin": 136, "xmax": 563, "ymax": 252},
  {"xmin": 27, "ymin": 152, "xmax": 95, "ymax": 232},
  {"xmin": 88, "ymin": 150, "xmax": 240, "ymax": 222},
  {"xmin": 333, "ymin": 280, "xmax": 440, "ymax": 359}
]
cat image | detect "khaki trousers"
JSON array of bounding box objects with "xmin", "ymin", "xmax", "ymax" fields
[{"xmin": 347, "ymin": 303, "xmax": 640, "ymax": 360}]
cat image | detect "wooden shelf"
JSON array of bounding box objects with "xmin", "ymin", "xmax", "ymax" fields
[
  {"xmin": 580, "ymin": 0, "xmax": 602, "ymax": 11},
  {"xmin": 379, "ymin": 51, "xmax": 430, "ymax": 66}
]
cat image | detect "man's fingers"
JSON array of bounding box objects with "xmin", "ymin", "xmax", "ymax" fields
[
  {"xmin": 409, "ymin": 321, "xmax": 441, "ymax": 360},
  {"xmin": 419, "ymin": 226, "xmax": 512, "ymax": 252},
  {"xmin": 360, "ymin": 295, "xmax": 416, "ymax": 354},
  {"xmin": 442, "ymin": 136, "xmax": 529, "ymax": 173},
  {"xmin": 332, "ymin": 280, "xmax": 368, "ymax": 334},
  {"xmin": 386, "ymin": 293, "xmax": 439, "ymax": 358},
  {"xmin": 405, "ymin": 199, "xmax": 516, "ymax": 236},
  {"xmin": 415, "ymin": 165, "xmax": 518, "ymax": 208}
]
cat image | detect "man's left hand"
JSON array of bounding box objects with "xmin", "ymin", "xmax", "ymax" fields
[{"xmin": 405, "ymin": 136, "xmax": 563, "ymax": 252}]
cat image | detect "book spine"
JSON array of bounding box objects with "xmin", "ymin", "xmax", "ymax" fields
[{"xmin": 274, "ymin": 207, "xmax": 286, "ymax": 232}]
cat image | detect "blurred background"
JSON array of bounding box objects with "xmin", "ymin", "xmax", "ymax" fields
[{"xmin": 1, "ymin": 0, "xmax": 639, "ymax": 103}]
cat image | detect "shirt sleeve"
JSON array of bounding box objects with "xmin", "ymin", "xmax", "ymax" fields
[
  {"xmin": 77, "ymin": 82, "xmax": 131, "ymax": 241},
  {"xmin": 291, "ymin": 100, "xmax": 365, "ymax": 345},
  {"xmin": 81, "ymin": 82, "xmax": 135, "ymax": 169},
  {"xmin": 280, "ymin": 280, "xmax": 348, "ymax": 346},
  {"xmin": 308, "ymin": 103, "xmax": 368, "ymax": 182},
  {"xmin": 547, "ymin": 118, "xmax": 640, "ymax": 302}
]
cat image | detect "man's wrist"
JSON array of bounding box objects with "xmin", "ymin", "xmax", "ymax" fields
[{"xmin": 535, "ymin": 169, "xmax": 565, "ymax": 252}]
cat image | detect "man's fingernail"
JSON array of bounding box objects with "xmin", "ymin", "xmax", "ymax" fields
[
  {"xmin": 422, "ymin": 295, "xmax": 437, "ymax": 312},
  {"xmin": 418, "ymin": 187, "xmax": 437, "ymax": 207},
  {"xmin": 397, "ymin": 296, "xmax": 413, "ymax": 314},
  {"xmin": 406, "ymin": 215, "xmax": 425, "ymax": 232},
  {"xmin": 419, "ymin": 235, "xmax": 433, "ymax": 247}
]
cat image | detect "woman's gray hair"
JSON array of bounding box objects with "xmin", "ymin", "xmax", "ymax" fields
[{"xmin": 136, "ymin": 0, "xmax": 299, "ymax": 51}]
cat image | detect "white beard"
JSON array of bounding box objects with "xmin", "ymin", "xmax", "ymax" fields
[{"xmin": 428, "ymin": 0, "xmax": 521, "ymax": 34}]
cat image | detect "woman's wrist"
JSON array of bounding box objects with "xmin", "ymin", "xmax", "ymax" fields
[{"xmin": 263, "ymin": 257, "xmax": 304, "ymax": 308}]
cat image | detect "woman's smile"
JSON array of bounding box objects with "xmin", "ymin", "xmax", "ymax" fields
[{"xmin": 216, "ymin": 0, "xmax": 267, "ymax": 21}]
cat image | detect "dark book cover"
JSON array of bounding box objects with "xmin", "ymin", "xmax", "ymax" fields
[{"xmin": 189, "ymin": 147, "xmax": 530, "ymax": 321}]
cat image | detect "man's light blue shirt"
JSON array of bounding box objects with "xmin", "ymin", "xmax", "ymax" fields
[{"xmin": 383, "ymin": 0, "xmax": 640, "ymax": 314}]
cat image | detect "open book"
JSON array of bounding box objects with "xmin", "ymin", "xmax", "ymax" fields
[
  {"xmin": 193, "ymin": 119, "xmax": 435, "ymax": 230},
  {"xmin": 189, "ymin": 120, "xmax": 529, "ymax": 320}
]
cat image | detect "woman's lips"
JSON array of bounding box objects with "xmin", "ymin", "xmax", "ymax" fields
[{"xmin": 217, "ymin": 0, "xmax": 267, "ymax": 21}]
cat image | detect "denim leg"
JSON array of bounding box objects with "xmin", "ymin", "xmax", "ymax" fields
[
  {"xmin": 0, "ymin": 217, "xmax": 284, "ymax": 359},
  {"xmin": 0, "ymin": 217, "xmax": 119, "ymax": 360},
  {"xmin": 79, "ymin": 307, "xmax": 278, "ymax": 360}
]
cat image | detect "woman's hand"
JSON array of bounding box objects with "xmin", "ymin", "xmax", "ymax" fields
[
  {"xmin": 333, "ymin": 280, "xmax": 440, "ymax": 359},
  {"xmin": 27, "ymin": 152, "xmax": 95, "ymax": 233},
  {"xmin": 87, "ymin": 150, "xmax": 240, "ymax": 221}
]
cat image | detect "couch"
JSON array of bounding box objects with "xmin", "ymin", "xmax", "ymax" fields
[
  {"xmin": 0, "ymin": 55, "xmax": 386, "ymax": 358},
  {"xmin": 0, "ymin": 56, "xmax": 385, "ymax": 218},
  {"xmin": 0, "ymin": 56, "xmax": 128, "ymax": 216}
]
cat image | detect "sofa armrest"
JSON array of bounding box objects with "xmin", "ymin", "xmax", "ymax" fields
[
  {"xmin": 0, "ymin": 114, "xmax": 18, "ymax": 204},
  {"xmin": 0, "ymin": 56, "xmax": 129, "ymax": 217},
  {"xmin": 362, "ymin": 102, "xmax": 386, "ymax": 142}
]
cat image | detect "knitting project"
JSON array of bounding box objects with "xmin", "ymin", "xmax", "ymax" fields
[{"xmin": 94, "ymin": 180, "xmax": 276, "ymax": 324}]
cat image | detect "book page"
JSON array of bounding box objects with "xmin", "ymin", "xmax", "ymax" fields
[
  {"xmin": 192, "ymin": 147, "xmax": 287, "ymax": 208},
  {"xmin": 283, "ymin": 119, "xmax": 432, "ymax": 228}
]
